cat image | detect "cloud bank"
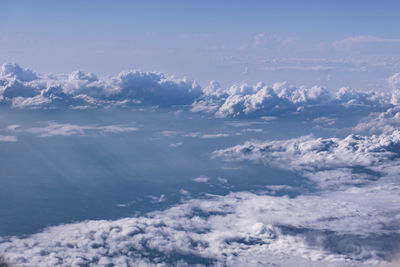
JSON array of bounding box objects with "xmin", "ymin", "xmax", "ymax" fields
[
  {"xmin": 192, "ymin": 81, "xmax": 393, "ymax": 118},
  {"xmin": 0, "ymin": 63, "xmax": 201, "ymax": 109},
  {"xmin": 1, "ymin": 185, "xmax": 398, "ymax": 266},
  {"xmin": 2, "ymin": 63, "xmax": 399, "ymax": 118},
  {"xmin": 213, "ymin": 128, "xmax": 400, "ymax": 189}
]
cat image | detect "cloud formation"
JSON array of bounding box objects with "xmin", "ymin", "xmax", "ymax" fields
[
  {"xmin": 9, "ymin": 121, "xmax": 138, "ymax": 138},
  {"xmin": 388, "ymin": 73, "xmax": 400, "ymax": 90},
  {"xmin": 1, "ymin": 183, "xmax": 398, "ymax": 266},
  {"xmin": 333, "ymin": 35, "xmax": 400, "ymax": 49},
  {"xmin": 2, "ymin": 63, "xmax": 399, "ymax": 119},
  {"xmin": 0, "ymin": 63, "xmax": 201, "ymax": 109},
  {"xmin": 213, "ymin": 129, "xmax": 400, "ymax": 189},
  {"xmin": 192, "ymin": 81, "xmax": 393, "ymax": 118},
  {"xmin": 2, "ymin": 110, "xmax": 400, "ymax": 266},
  {"xmin": 0, "ymin": 135, "xmax": 17, "ymax": 142}
]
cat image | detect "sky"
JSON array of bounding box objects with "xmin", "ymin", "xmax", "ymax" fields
[{"xmin": 1, "ymin": 0, "xmax": 400, "ymax": 90}]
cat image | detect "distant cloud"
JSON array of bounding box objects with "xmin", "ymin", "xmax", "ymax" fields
[
  {"xmin": 168, "ymin": 142, "xmax": 183, "ymax": 148},
  {"xmin": 254, "ymin": 33, "xmax": 296, "ymax": 48},
  {"xmin": 0, "ymin": 62, "xmax": 37, "ymax": 82},
  {"xmin": 0, "ymin": 63, "xmax": 201, "ymax": 109},
  {"xmin": 312, "ymin": 116, "xmax": 336, "ymax": 126},
  {"xmin": 13, "ymin": 121, "xmax": 139, "ymax": 137},
  {"xmin": 200, "ymin": 133, "xmax": 229, "ymax": 139},
  {"xmin": 333, "ymin": 35, "xmax": 400, "ymax": 49},
  {"xmin": 353, "ymin": 106, "xmax": 400, "ymax": 134},
  {"xmin": 388, "ymin": 73, "xmax": 400, "ymax": 90},
  {"xmin": 214, "ymin": 128, "xmax": 400, "ymax": 189},
  {"xmin": 192, "ymin": 176, "xmax": 209, "ymax": 183},
  {"xmin": 2, "ymin": 63, "xmax": 400, "ymax": 119},
  {"xmin": 0, "ymin": 135, "xmax": 17, "ymax": 142}
]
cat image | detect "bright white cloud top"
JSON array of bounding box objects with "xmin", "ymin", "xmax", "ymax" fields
[{"xmin": 1, "ymin": 63, "xmax": 399, "ymax": 118}]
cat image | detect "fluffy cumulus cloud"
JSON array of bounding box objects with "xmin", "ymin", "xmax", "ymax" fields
[
  {"xmin": 191, "ymin": 81, "xmax": 394, "ymax": 118},
  {"xmin": 353, "ymin": 106, "xmax": 400, "ymax": 134},
  {"xmin": 2, "ymin": 63, "xmax": 400, "ymax": 118},
  {"xmin": 214, "ymin": 129, "xmax": 400, "ymax": 189},
  {"xmin": 0, "ymin": 63, "xmax": 201, "ymax": 109},
  {"xmin": 388, "ymin": 73, "xmax": 400, "ymax": 90},
  {"xmin": 1, "ymin": 184, "xmax": 399, "ymax": 266}
]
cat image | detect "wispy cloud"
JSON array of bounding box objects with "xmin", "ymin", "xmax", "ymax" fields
[
  {"xmin": 0, "ymin": 135, "xmax": 17, "ymax": 142},
  {"xmin": 199, "ymin": 133, "xmax": 229, "ymax": 139},
  {"xmin": 192, "ymin": 176, "xmax": 209, "ymax": 183},
  {"xmin": 10, "ymin": 121, "xmax": 139, "ymax": 138},
  {"xmin": 333, "ymin": 35, "xmax": 400, "ymax": 49},
  {"xmin": 254, "ymin": 33, "xmax": 296, "ymax": 48},
  {"xmin": 168, "ymin": 142, "xmax": 183, "ymax": 148}
]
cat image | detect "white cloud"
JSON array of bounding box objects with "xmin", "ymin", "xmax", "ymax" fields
[
  {"xmin": 0, "ymin": 63, "xmax": 201, "ymax": 109},
  {"xmin": 353, "ymin": 106, "xmax": 400, "ymax": 134},
  {"xmin": 200, "ymin": 133, "xmax": 229, "ymax": 139},
  {"xmin": 169, "ymin": 142, "xmax": 183, "ymax": 148},
  {"xmin": 2, "ymin": 63, "xmax": 399, "ymax": 119},
  {"xmin": 21, "ymin": 121, "xmax": 138, "ymax": 137},
  {"xmin": 213, "ymin": 129, "xmax": 400, "ymax": 189},
  {"xmin": 216, "ymin": 177, "xmax": 228, "ymax": 184},
  {"xmin": 333, "ymin": 35, "xmax": 400, "ymax": 49},
  {"xmin": 2, "ymin": 115, "xmax": 400, "ymax": 266},
  {"xmin": 160, "ymin": 130, "xmax": 179, "ymax": 137},
  {"xmin": 191, "ymin": 80, "xmax": 393, "ymax": 118},
  {"xmin": 312, "ymin": 116, "xmax": 336, "ymax": 126},
  {"xmin": 0, "ymin": 62, "xmax": 37, "ymax": 82},
  {"xmin": 1, "ymin": 184, "xmax": 398, "ymax": 266},
  {"xmin": 388, "ymin": 73, "xmax": 400, "ymax": 90},
  {"xmin": 192, "ymin": 176, "xmax": 209, "ymax": 183},
  {"xmin": 260, "ymin": 116, "xmax": 277, "ymax": 121},
  {"xmin": 243, "ymin": 128, "xmax": 263, "ymax": 133},
  {"xmin": 148, "ymin": 194, "xmax": 166, "ymax": 203},
  {"xmin": 0, "ymin": 135, "xmax": 17, "ymax": 142}
]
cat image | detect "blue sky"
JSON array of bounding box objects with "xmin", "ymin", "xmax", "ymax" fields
[{"xmin": 1, "ymin": 0, "xmax": 400, "ymax": 90}]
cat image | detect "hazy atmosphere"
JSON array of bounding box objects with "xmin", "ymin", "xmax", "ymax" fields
[{"xmin": 1, "ymin": 1, "xmax": 400, "ymax": 266}]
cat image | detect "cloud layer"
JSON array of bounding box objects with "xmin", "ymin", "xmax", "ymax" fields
[
  {"xmin": 2, "ymin": 63, "xmax": 400, "ymax": 118},
  {"xmin": 0, "ymin": 63, "xmax": 201, "ymax": 109},
  {"xmin": 1, "ymin": 184, "xmax": 398, "ymax": 266},
  {"xmin": 214, "ymin": 128, "xmax": 400, "ymax": 189},
  {"xmin": 2, "ymin": 126, "xmax": 400, "ymax": 266},
  {"xmin": 192, "ymin": 81, "xmax": 394, "ymax": 118}
]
